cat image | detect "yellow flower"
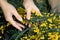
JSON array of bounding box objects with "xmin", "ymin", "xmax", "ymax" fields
[
  {"xmin": 48, "ymin": 32, "xmax": 59, "ymax": 40},
  {"xmin": 30, "ymin": 35, "xmax": 35, "ymax": 39},
  {"xmin": 0, "ymin": 36, "xmax": 2, "ymax": 39},
  {"xmin": 7, "ymin": 23, "xmax": 10, "ymax": 27},
  {"xmin": 0, "ymin": 25, "xmax": 5, "ymax": 34},
  {"xmin": 48, "ymin": 18, "xmax": 52, "ymax": 23},
  {"xmin": 40, "ymin": 23, "xmax": 46, "ymax": 27},
  {"xmin": 54, "ymin": 33, "xmax": 58, "ymax": 40},
  {"xmin": 33, "ymin": 24, "xmax": 37, "ymax": 27},
  {"xmin": 53, "ymin": 15, "xmax": 56, "ymax": 20},
  {"xmin": 27, "ymin": 39, "xmax": 30, "ymax": 40},
  {"xmin": 58, "ymin": 26, "xmax": 60, "ymax": 28},
  {"xmin": 46, "ymin": 13, "xmax": 50, "ymax": 17},
  {"xmin": 56, "ymin": 20, "xmax": 60, "ymax": 24},
  {"xmin": 32, "ymin": 9, "xmax": 43, "ymax": 17},
  {"xmin": 59, "ymin": 35, "xmax": 60, "ymax": 38},
  {"xmin": 33, "ymin": 25, "xmax": 39, "ymax": 33},
  {"xmin": 33, "ymin": 24, "xmax": 40, "ymax": 34},
  {"xmin": 40, "ymin": 35, "xmax": 44, "ymax": 39},
  {"xmin": 31, "ymin": 9, "xmax": 43, "ymax": 17},
  {"xmin": 49, "ymin": 24, "xmax": 53, "ymax": 28},
  {"xmin": 44, "ymin": 13, "xmax": 47, "ymax": 14},
  {"xmin": 48, "ymin": 33, "xmax": 52, "ymax": 36},
  {"xmin": 34, "ymin": 29, "xmax": 39, "ymax": 33},
  {"xmin": 0, "ymin": 25, "xmax": 4, "ymax": 30},
  {"xmin": 44, "ymin": 21, "xmax": 48, "ymax": 24},
  {"xmin": 23, "ymin": 36, "xmax": 27, "ymax": 39},
  {"xmin": 32, "ymin": 10, "xmax": 36, "ymax": 13},
  {"xmin": 51, "ymin": 32, "xmax": 58, "ymax": 40},
  {"xmin": 21, "ymin": 20, "xmax": 26, "ymax": 24},
  {"xmin": 49, "ymin": 24, "xmax": 56, "ymax": 29},
  {"xmin": 20, "ymin": 38, "xmax": 24, "ymax": 40},
  {"xmin": 1, "ymin": 29, "xmax": 4, "ymax": 34},
  {"xmin": 59, "ymin": 16, "xmax": 60, "ymax": 18},
  {"xmin": 35, "ymin": 12, "xmax": 43, "ymax": 17},
  {"xmin": 50, "ymin": 13, "xmax": 54, "ymax": 16},
  {"xmin": 48, "ymin": 33, "xmax": 55, "ymax": 39}
]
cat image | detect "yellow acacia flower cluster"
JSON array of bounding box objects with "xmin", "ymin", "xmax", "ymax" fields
[
  {"xmin": 17, "ymin": 7, "xmax": 60, "ymax": 40},
  {"xmin": 0, "ymin": 7, "xmax": 60, "ymax": 40},
  {"xmin": 0, "ymin": 22, "xmax": 10, "ymax": 39}
]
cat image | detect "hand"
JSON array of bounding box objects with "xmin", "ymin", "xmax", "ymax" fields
[
  {"xmin": 0, "ymin": 1, "xmax": 24, "ymax": 31},
  {"xmin": 23, "ymin": 0, "xmax": 42, "ymax": 20}
]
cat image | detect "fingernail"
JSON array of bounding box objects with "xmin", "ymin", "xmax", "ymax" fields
[
  {"xmin": 29, "ymin": 24, "xmax": 31, "ymax": 27},
  {"xmin": 26, "ymin": 23, "xmax": 28, "ymax": 26},
  {"xmin": 23, "ymin": 26, "xmax": 25, "ymax": 28},
  {"xmin": 19, "ymin": 18, "xmax": 23, "ymax": 22},
  {"xmin": 20, "ymin": 29, "xmax": 22, "ymax": 31}
]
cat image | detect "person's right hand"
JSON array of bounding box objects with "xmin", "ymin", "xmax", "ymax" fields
[{"xmin": 0, "ymin": 0, "xmax": 25, "ymax": 31}]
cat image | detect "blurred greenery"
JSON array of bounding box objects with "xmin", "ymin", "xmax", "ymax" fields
[{"xmin": 0, "ymin": 0, "xmax": 60, "ymax": 40}]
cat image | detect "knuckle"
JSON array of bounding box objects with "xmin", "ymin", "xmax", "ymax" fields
[
  {"xmin": 6, "ymin": 19, "xmax": 9, "ymax": 22},
  {"xmin": 5, "ymin": 18, "xmax": 11, "ymax": 22},
  {"xmin": 5, "ymin": 18, "xmax": 9, "ymax": 21}
]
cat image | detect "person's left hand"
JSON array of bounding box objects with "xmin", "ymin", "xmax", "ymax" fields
[{"xmin": 23, "ymin": 0, "xmax": 42, "ymax": 20}]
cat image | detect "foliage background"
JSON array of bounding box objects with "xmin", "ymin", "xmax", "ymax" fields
[{"xmin": 0, "ymin": 0, "xmax": 60, "ymax": 40}]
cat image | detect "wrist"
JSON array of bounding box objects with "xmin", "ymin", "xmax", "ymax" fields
[
  {"xmin": 0, "ymin": 0, "xmax": 7, "ymax": 7},
  {"xmin": 23, "ymin": 0, "xmax": 33, "ymax": 3}
]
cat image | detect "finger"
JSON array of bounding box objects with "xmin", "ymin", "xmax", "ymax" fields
[
  {"xmin": 12, "ymin": 10, "xmax": 23, "ymax": 22},
  {"xmin": 16, "ymin": 22, "xmax": 25, "ymax": 28},
  {"xmin": 8, "ymin": 16, "xmax": 22, "ymax": 31},
  {"xmin": 32, "ymin": 5, "xmax": 42, "ymax": 15},
  {"xmin": 28, "ymin": 24, "xmax": 31, "ymax": 27},
  {"xmin": 26, "ymin": 9, "xmax": 31, "ymax": 20},
  {"xmin": 32, "ymin": 6, "xmax": 43, "ymax": 16},
  {"xmin": 33, "ymin": 5, "xmax": 41, "ymax": 13},
  {"xmin": 11, "ymin": 21, "xmax": 22, "ymax": 31}
]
